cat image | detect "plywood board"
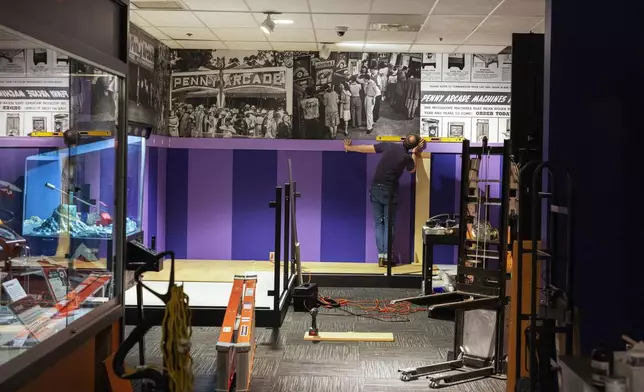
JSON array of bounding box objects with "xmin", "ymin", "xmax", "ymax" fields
[
  {"xmin": 303, "ymin": 332, "xmax": 394, "ymax": 342},
  {"xmin": 413, "ymin": 152, "xmax": 431, "ymax": 264}
]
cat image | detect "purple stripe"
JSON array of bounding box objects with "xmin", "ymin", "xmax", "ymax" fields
[
  {"xmin": 148, "ymin": 136, "xmax": 502, "ymax": 153},
  {"xmin": 276, "ymin": 151, "xmax": 323, "ymax": 262},
  {"xmin": 186, "ymin": 149, "xmax": 234, "ymax": 259},
  {"xmin": 364, "ymin": 155, "xmax": 379, "ymax": 263},
  {"xmin": 0, "ymin": 137, "xmax": 64, "ymax": 148},
  {"xmin": 156, "ymin": 148, "xmax": 167, "ymax": 252}
]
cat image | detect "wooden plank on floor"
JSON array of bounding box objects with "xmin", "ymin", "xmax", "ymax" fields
[
  {"xmin": 303, "ymin": 332, "xmax": 395, "ymax": 342},
  {"xmin": 414, "ymin": 152, "xmax": 431, "ymax": 264}
]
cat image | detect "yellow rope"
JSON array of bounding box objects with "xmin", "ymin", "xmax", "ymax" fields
[{"xmin": 161, "ymin": 285, "xmax": 194, "ymax": 392}]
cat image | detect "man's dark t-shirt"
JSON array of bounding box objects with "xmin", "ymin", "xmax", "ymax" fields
[{"xmin": 371, "ymin": 143, "xmax": 414, "ymax": 190}]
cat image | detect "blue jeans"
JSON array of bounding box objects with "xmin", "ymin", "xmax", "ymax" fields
[{"xmin": 369, "ymin": 184, "xmax": 397, "ymax": 256}]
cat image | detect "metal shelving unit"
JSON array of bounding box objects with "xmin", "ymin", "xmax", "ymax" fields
[
  {"xmin": 514, "ymin": 161, "xmax": 574, "ymax": 392},
  {"xmin": 396, "ymin": 138, "xmax": 513, "ymax": 388}
]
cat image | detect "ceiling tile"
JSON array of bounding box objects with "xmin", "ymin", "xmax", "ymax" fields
[
  {"xmin": 433, "ymin": 0, "xmax": 502, "ymax": 16},
  {"xmin": 424, "ymin": 15, "xmax": 484, "ymax": 33},
  {"xmin": 309, "ymin": 0, "xmax": 373, "ymax": 14},
  {"xmin": 266, "ymin": 29, "xmax": 316, "ymax": 42},
  {"xmin": 416, "ymin": 31, "xmax": 470, "ymax": 45},
  {"xmin": 130, "ymin": 11, "xmax": 151, "ymax": 26},
  {"xmin": 157, "ymin": 26, "xmax": 217, "ymax": 40},
  {"xmin": 316, "ymin": 29, "xmax": 366, "ymax": 42},
  {"xmin": 363, "ymin": 43, "xmax": 411, "ymax": 52},
  {"xmin": 366, "ymin": 31, "xmax": 418, "ymax": 43},
  {"xmin": 183, "ymin": 0, "xmax": 248, "ymax": 11},
  {"xmin": 252, "ymin": 13, "xmax": 312, "ymax": 29},
  {"xmin": 456, "ymin": 45, "xmax": 507, "ymax": 54},
  {"xmin": 139, "ymin": 25, "xmax": 170, "ymax": 40},
  {"xmin": 211, "ymin": 27, "xmax": 268, "ymax": 41},
  {"xmin": 476, "ymin": 16, "xmax": 543, "ymax": 34},
  {"xmin": 312, "ymin": 13, "xmax": 369, "ymax": 30},
  {"xmin": 161, "ymin": 39, "xmax": 182, "ymax": 49},
  {"xmin": 195, "ymin": 11, "xmax": 257, "ymax": 28},
  {"xmin": 175, "ymin": 40, "xmax": 227, "ymax": 49},
  {"xmin": 135, "ymin": 10, "xmax": 203, "ymax": 27},
  {"xmin": 411, "ymin": 44, "xmax": 458, "ymax": 53},
  {"xmin": 530, "ymin": 20, "xmax": 545, "ymax": 33},
  {"xmin": 463, "ymin": 32, "xmax": 512, "ymax": 46},
  {"xmin": 371, "ymin": 0, "xmax": 436, "ymax": 14},
  {"xmin": 493, "ymin": 0, "xmax": 545, "ymax": 17},
  {"xmin": 246, "ymin": 0, "xmax": 310, "ymax": 12},
  {"xmin": 224, "ymin": 41, "xmax": 273, "ymax": 50},
  {"xmin": 329, "ymin": 43, "xmax": 364, "ymax": 52},
  {"xmin": 271, "ymin": 42, "xmax": 319, "ymax": 51}
]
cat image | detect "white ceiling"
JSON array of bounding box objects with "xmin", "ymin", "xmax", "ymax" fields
[{"xmin": 131, "ymin": 0, "xmax": 545, "ymax": 53}]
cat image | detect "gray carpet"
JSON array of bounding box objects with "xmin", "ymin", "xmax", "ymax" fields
[{"xmin": 126, "ymin": 288, "xmax": 506, "ymax": 392}]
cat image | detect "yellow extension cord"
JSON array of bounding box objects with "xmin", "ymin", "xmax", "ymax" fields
[{"xmin": 161, "ymin": 284, "xmax": 194, "ymax": 392}]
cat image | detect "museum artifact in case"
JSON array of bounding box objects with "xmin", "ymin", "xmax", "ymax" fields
[{"xmin": 22, "ymin": 136, "xmax": 144, "ymax": 239}]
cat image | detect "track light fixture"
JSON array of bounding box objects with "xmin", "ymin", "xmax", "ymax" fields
[{"xmin": 260, "ymin": 12, "xmax": 277, "ymax": 35}]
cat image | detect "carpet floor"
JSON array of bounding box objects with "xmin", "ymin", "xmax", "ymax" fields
[{"xmin": 126, "ymin": 287, "xmax": 507, "ymax": 392}]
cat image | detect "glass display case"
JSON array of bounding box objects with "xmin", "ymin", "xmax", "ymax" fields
[
  {"xmin": 0, "ymin": 24, "xmax": 128, "ymax": 369},
  {"xmin": 21, "ymin": 136, "xmax": 144, "ymax": 245}
]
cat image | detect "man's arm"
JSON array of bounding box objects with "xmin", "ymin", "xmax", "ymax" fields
[
  {"xmin": 343, "ymin": 139, "xmax": 380, "ymax": 154},
  {"xmin": 346, "ymin": 145, "xmax": 376, "ymax": 153},
  {"xmin": 407, "ymin": 139, "xmax": 426, "ymax": 174}
]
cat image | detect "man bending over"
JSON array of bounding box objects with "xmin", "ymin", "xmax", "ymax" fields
[{"xmin": 343, "ymin": 134, "xmax": 425, "ymax": 266}]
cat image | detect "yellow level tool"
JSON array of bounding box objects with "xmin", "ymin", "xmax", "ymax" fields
[
  {"xmin": 376, "ymin": 136, "xmax": 464, "ymax": 143},
  {"xmin": 28, "ymin": 130, "xmax": 112, "ymax": 137}
]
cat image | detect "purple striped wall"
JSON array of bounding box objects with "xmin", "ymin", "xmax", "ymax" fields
[
  {"xmin": 276, "ymin": 151, "xmax": 323, "ymax": 262},
  {"xmin": 186, "ymin": 149, "xmax": 233, "ymax": 259}
]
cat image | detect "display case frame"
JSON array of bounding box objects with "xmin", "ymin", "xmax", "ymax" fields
[{"xmin": 0, "ymin": 2, "xmax": 130, "ymax": 387}]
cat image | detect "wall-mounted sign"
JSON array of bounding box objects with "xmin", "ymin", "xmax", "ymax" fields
[
  {"xmin": 222, "ymin": 71, "xmax": 285, "ymax": 90},
  {"xmin": 129, "ymin": 25, "xmax": 155, "ymax": 70}
]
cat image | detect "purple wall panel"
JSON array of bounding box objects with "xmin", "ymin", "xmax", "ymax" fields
[
  {"xmin": 364, "ymin": 155, "xmax": 379, "ymax": 262},
  {"xmin": 186, "ymin": 149, "xmax": 234, "ymax": 260},
  {"xmin": 276, "ymin": 151, "xmax": 323, "ymax": 262},
  {"xmin": 156, "ymin": 148, "xmax": 167, "ymax": 252}
]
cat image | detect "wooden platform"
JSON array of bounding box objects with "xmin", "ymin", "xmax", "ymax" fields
[{"xmin": 141, "ymin": 260, "xmax": 424, "ymax": 283}]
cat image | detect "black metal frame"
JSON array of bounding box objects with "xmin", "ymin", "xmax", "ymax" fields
[
  {"xmin": 397, "ymin": 139, "xmax": 513, "ymax": 388},
  {"xmin": 514, "ymin": 161, "xmax": 574, "ymax": 391},
  {"xmin": 125, "ymin": 185, "xmax": 297, "ymax": 328},
  {"xmin": 0, "ymin": 3, "xmax": 129, "ymax": 389}
]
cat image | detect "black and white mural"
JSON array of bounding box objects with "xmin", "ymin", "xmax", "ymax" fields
[{"xmin": 165, "ymin": 49, "xmax": 423, "ymax": 140}]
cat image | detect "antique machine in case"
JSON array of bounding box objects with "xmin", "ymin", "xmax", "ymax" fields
[{"xmin": 21, "ymin": 136, "xmax": 145, "ymax": 265}]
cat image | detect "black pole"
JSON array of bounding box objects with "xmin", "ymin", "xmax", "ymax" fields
[
  {"xmin": 151, "ymin": 235, "xmax": 156, "ymax": 251},
  {"xmin": 269, "ymin": 186, "xmax": 282, "ymax": 312},
  {"xmin": 115, "ymin": 74, "xmax": 128, "ymax": 344},
  {"xmin": 514, "ymin": 159, "xmax": 541, "ymax": 383},
  {"xmin": 565, "ymin": 174, "xmax": 574, "ymax": 355},
  {"xmin": 386, "ymin": 187, "xmax": 394, "ymax": 278},
  {"xmin": 530, "ymin": 162, "xmax": 549, "ymax": 391},
  {"xmin": 292, "ymin": 181, "xmax": 302, "ymax": 286},
  {"xmin": 136, "ymin": 281, "xmax": 145, "ymax": 367},
  {"xmin": 283, "ymin": 182, "xmax": 291, "ymax": 290},
  {"xmin": 494, "ymin": 139, "xmax": 511, "ymax": 374},
  {"xmin": 457, "ymin": 140, "xmax": 470, "ymax": 289}
]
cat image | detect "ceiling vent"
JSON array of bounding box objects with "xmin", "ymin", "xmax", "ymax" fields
[
  {"xmin": 369, "ymin": 23, "xmax": 422, "ymax": 32},
  {"xmin": 132, "ymin": 0, "xmax": 185, "ymax": 10},
  {"xmin": 368, "ymin": 14, "xmax": 424, "ymax": 32}
]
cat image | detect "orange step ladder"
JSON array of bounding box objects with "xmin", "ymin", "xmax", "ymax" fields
[{"xmin": 216, "ymin": 274, "xmax": 257, "ymax": 392}]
